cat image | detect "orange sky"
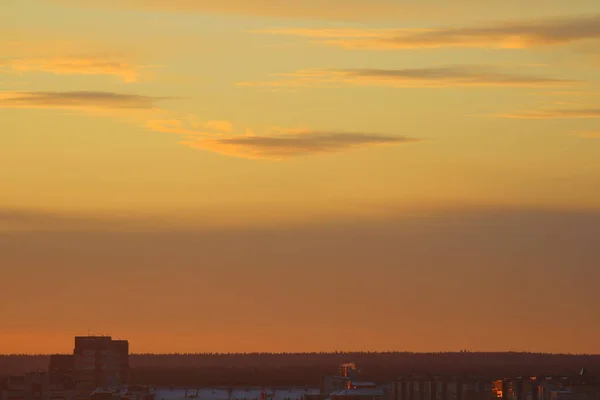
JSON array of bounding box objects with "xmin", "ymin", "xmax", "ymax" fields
[{"xmin": 1, "ymin": 0, "xmax": 600, "ymax": 354}]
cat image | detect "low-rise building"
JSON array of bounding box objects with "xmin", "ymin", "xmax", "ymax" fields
[
  {"xmin": 330, "ymin": 388, "xmax": 385, "ymax": 400},
  {"xmin": 0, "ymin": 372, "xmax": 53, "ymax": 400}
]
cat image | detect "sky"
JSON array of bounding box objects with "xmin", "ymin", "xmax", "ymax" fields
[{"xmin": 1, "ymin": 0, "xmax": 600, "ymax": 354}]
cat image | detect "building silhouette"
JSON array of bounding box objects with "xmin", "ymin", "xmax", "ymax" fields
[
  {"xmin": 72, "ymin": 336, "xmax": 129, "ymax": 396},
  {"xmin": 1, "ymin": 335, "xmax": 130, "ymax": 400}
]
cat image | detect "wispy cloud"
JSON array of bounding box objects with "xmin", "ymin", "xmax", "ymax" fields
[
  {"xmin": 1, "ymin": 56, "xmax": 140, "ymax": 82},
  {"xmin": 258, "ymin": 28, "xmax": 404, "ymax": 39},
  {"xmin": 238, "ymin": 67, "xmax": 577, "ymax": 89},
  {"xmin": 0, "ymin": 91, "xmax": 169, "ymax": 111},
  {"xmin": 146, "ymin": 119, "xmax": 198, "ymax": 135},
  {"xmin": 5, "ymin": 93, "xmax": 410, "ymax": 160},
  {"xmin": 50, "ymin": 0, "xmax": 408, "ymax": 20},
  {"xmin": 147, "ymin": 118, "xmax": 234, "ymax": 135},
  {"xmin": 204, "ymin": 120, "xmax": 234, "ymax": 133},
  {"xmin": 498, "ymin": 109, "xmax": 600, "ymax": 119},
  {"xmin": 180, "ymin": 130, "xmax": 417, "ymax": 160},
  {"xmin": 260, "ymin": 15, "xmax": 600, "ymax": 49},
  {"xmin": 147, "ymin": 119, "xmax": 417, "ymax": 159},
  {"xmin": 571, "ymin": 131, "xmax": 600, "ymax": 138}
]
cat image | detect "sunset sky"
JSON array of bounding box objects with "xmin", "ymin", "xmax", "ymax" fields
[{"xmin": 2, "ymin": 0, "xmax": 600, "ymax": 354}]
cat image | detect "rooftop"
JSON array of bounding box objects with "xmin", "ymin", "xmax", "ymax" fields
[
  {"xmin": 330, "ymin": 388, "xmax": 384, "ymax": 397},
  {"xmin": 154, "ymin": 387, "xmax": 319, "ymax": 400}
]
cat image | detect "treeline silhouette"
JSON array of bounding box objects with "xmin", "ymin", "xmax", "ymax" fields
[{"xmin": 2, "ymin": 352, "xmax": 600, "ymax": 386}]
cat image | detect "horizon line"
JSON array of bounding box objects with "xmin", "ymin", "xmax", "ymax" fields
[{"xmin": 3, "ymin": 351, "xmax": 600, "ymax": 356}]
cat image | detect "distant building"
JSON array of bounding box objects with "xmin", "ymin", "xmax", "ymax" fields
[
  {"xmin": 339, "ymin": 365, "xmax": 358, "ymax": 380},
  {"xmin": 394, "ymin": 374, "xmax": 600, "ymax": 400},
  {"xmin": 47, "ymin": 373, "xmax": 75, "ymax": 400},
  {"xmin": 1, "ymin": 336, "xmax": 128, "ymax": 400},
  {"xmin": 349, "ymin": 384, "xmax": 378, "ymax": 390},
  {"xmin": 329, "ymin": 388, "xmax": 385, "ymax": 400},
  {"xmin": 493, "ymin": 375, "xmax": 600, "ymax": 400},
  {"xmin": 1, "ymin": 375, "xmax": 27, "ymax": 400},
  {"xmin": 0, "ymin": 372, "xmax": 53, "ymax": 400},
  {"xmin": 321, "ymin": 363, "xmax": 384, "ymax": 400},
  {"xmin": 49, "ymin": 356, "xmax": 74, "ymax": 378},
  {"xmin": 393, "ymin": 377, "xmax": 493, "ymax": 400},
  {"xmin": 321, "ymin": 377, "xmax": 352, "ymax": 396},
  {"xmin": 72, "ymin": 336, "xmax": 129, "ymax": 398}
]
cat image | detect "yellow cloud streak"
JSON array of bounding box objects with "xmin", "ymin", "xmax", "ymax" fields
[
  {"xmin": 0, "ymin": 91, "xmax": 170, "ymax": 129},
  {"xmin": 146, "ymin": 118, "xmax": 234, "ymax": 135},
  {"xmin": 238, "ymin": 67, "xmax": 578, "ymax": 89},
  {"xmin": 0, "ymin": 91, "xmax": 165, "ymax": 111},
  {"xmin": 571, "ymin": 131, "xmax": 600, "ymax": 138},
  {"xmin": 498, "ymin": 109, "xmax": 600, "ymax": 119},
  {"xmin": 205, "ymin": 120, "xmax": 234, "ymax": 133},
  {"xmin": 50, "ymin": 0, "xmax": 409, "ymax": 20},
  {"xmin": 146, "ymin": 119, "xmax": 203, "ymax": 135},
  {"xmin": 256, "ymin": 28, "xmax": 418, "ymax": 39},
  {"xmin": 180, "ymin": 132, "xmax": 416, "ymax": 160},
  {"xmin": 2, "ymin": 57, "xmax": 139, "ymax": 82},
  {"xmin": 259, "ymin": 15, "xmax": 600, "ymax": 50},
  {"xmin": 147, "ymin": 119, "xmax": 416, "ymax": 160}
]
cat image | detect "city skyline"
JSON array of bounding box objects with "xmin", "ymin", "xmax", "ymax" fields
[
  {"xmin": 2, "ymin": 336, "xmax": 600, "ymax": 400},
  {"xmin": 2, "ymin": 0, "xmax": 600, "ymax": 354}
]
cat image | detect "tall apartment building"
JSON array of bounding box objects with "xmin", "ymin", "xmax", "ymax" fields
[
  {"xmin": 72, "ymin": 336, "xmax": 129, "ymax": 397},
  {"xmin": 49, "ymin": 356, "xmax": 74, "ymax": 379}
]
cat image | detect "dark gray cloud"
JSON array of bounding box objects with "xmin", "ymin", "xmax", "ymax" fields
[
  {"xmin": 0, "ymin": 91, "xmax": 168, "ymax": 110},
  {"xmin": 181, "ymin": 131, "xmax": 418, "ymax": 159}
]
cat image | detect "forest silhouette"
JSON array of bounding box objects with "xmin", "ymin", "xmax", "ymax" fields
[{"xmin": 2, "ymin": 352, "xmax": 600, "ymax": 386}]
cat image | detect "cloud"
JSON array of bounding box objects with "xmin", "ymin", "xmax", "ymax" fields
[
  {"xmin": 147, "ymin": 119, "xmax": 417, "ymax": 159},
  {"xmin": 571, "ymin": 131, "xmax": 600, "ymax": 138},
  {"xmin": 340, "ymin": 67, "xmax": 575, "ymax": 87},
  {"xmin": 260, "ymin": 15, "xmax": 600, "ymax": 49},
  {"xmin": 498, "ymin": 108, "xmax": 600, "ymax": 119},
  {"xmin": 0, "ymin": 91, "xmax": 169, "ymax": 111},
  {"xmin": 147, "ymin": 118, "xmax": 234, "ymax": 135},
  {"xmin": 179, "ymin": 130, "xmax": 417, "ymax": 160},
  {"xmin": 238, "ymin": 67, "xmax": 577, "ymax": 89},
  {"xmin": 1, "ymin": 56, "xmax": 140, "ymax": 82},
  {"xmin": 49, "ymin": 0, "xmax": 408, "ymax": 20},
  {"xmin": 146, "ymin": 119, "xmax": 200, "ymax": 135},
  {"xmin": 258, "ymin": 28, "xmax": 404, "ymax": 39},
  {"xmin": 205, "ymin": 120, "xmax": 234, "ymax": 133},
  {"xmin": 7, "ymin": 93, "xmax": 411, "ymax": 160}
]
